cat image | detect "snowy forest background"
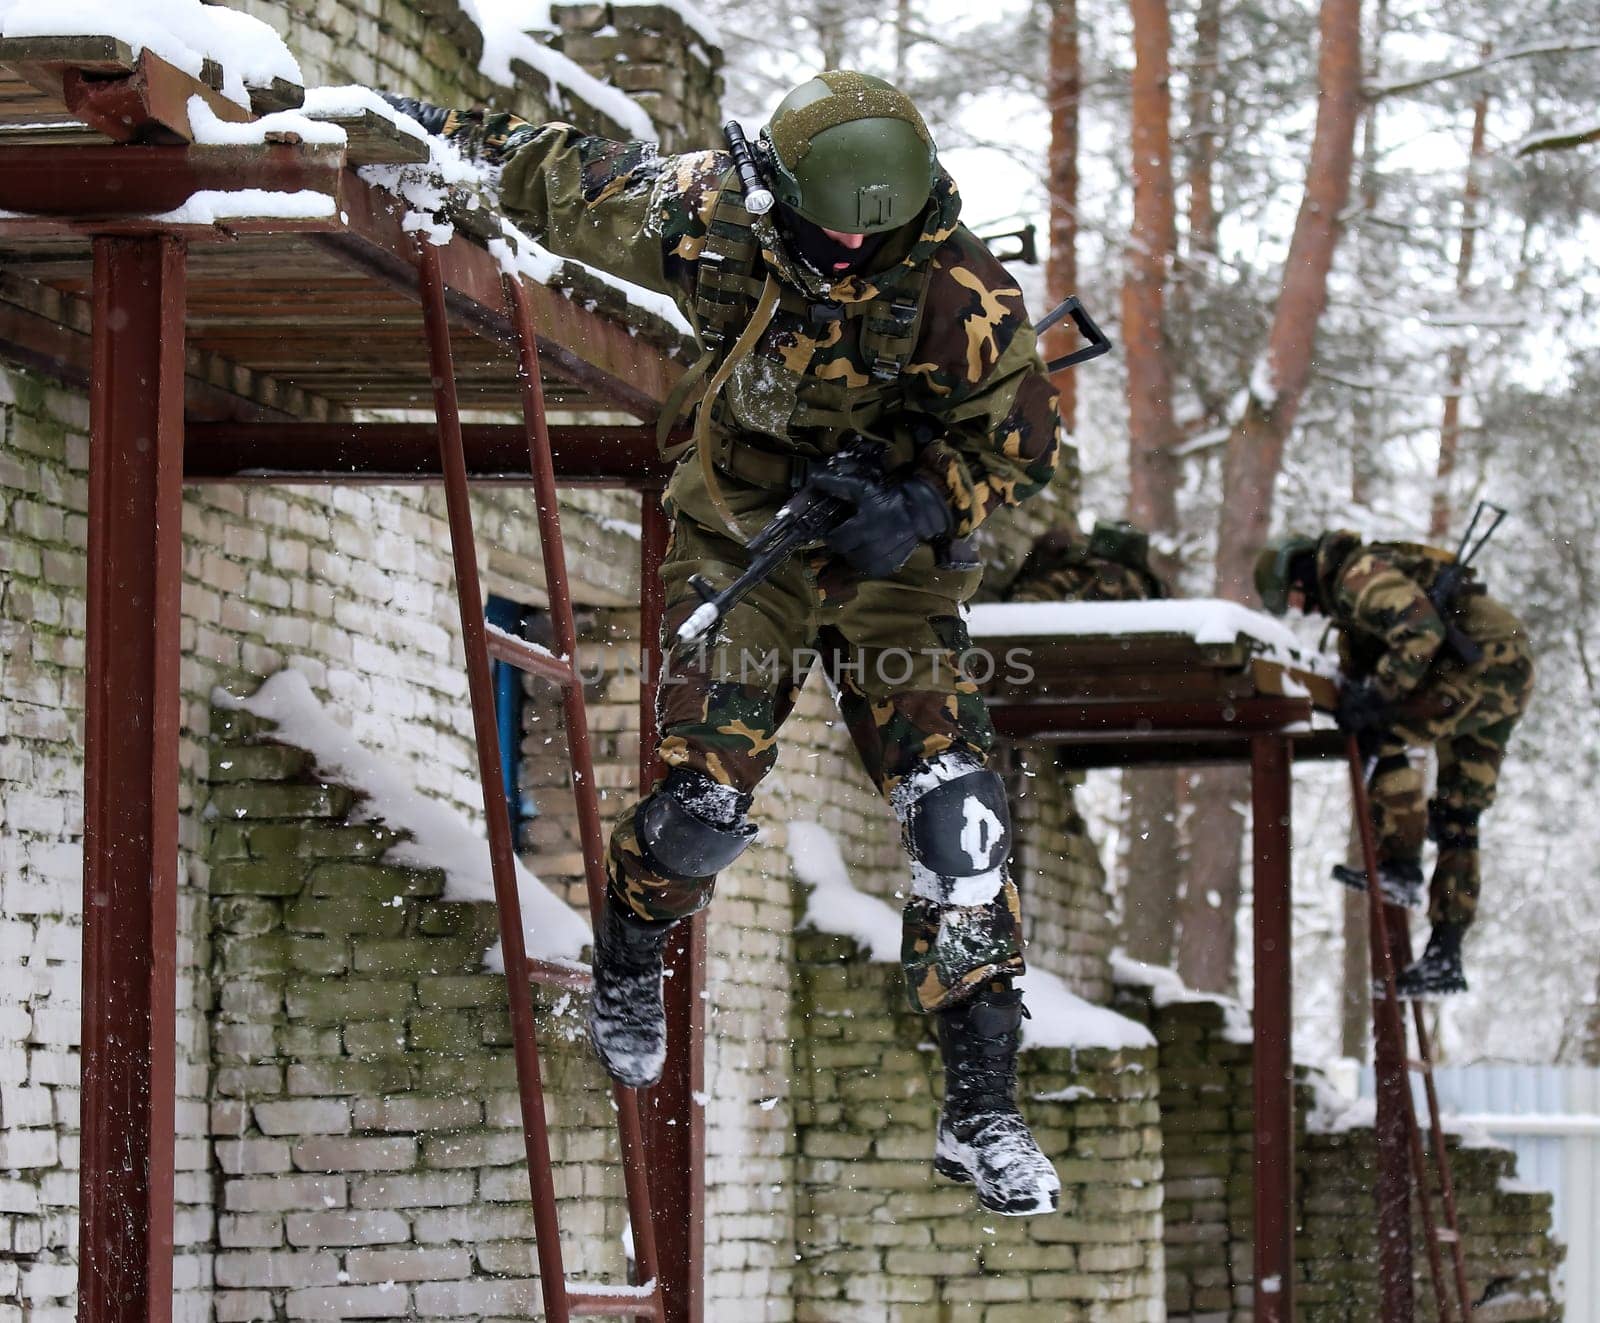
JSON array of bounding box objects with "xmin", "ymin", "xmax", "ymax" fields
[{"xmin": 705, "ymin": 0, "xmax": 1600, "ymax": 1068}]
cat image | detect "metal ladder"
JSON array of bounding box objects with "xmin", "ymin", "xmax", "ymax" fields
[
  {"xmin": 416, "ymin": 237, "xmax": 667, "ymax": 1322},
  {"xmin": 1345, "ymin": 735, "xmax": 1473, "ymax": 1322}
]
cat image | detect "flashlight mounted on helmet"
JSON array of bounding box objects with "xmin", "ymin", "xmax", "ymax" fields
[{"xmin": 723, "ymin": 121, "xmax": 775, "ymax": 216}]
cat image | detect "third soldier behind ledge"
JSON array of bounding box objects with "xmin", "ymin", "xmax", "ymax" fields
[
  {"xmin": 1255, "ymin": 529, "xmax": 1534, "ymax": 998},
  {"xmin": 385, "ymin": 73, "xmax": 1065, "ymax": 1215}
]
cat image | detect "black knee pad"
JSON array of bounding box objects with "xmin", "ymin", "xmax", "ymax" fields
[
  {"xmin": 901, "ymin": 762, "xmax": 1012, "ymax": 879},
  {"xmin": 637, "ymin": 769, "xmax": 757, "ymax": 881}
]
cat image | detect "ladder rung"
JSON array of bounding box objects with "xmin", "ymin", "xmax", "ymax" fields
[
  {"xmin": 486, "ymin": 624, "xmax": 577, "ymax": 688},
  {"xmin": 566, "ymin": 1284, "xmax": 662, "ymax": 1318},
  {"xmin": 1434, "ymin": 1227, "xmax": 1459, "ymax": 1244},
  {"xmin": 528, "ymin": 956, "xmax": 593, "ymax": 993},
  {"xmin": 1407, "ymin": 1057, "xmax": 1432, "ymax": 1074}
]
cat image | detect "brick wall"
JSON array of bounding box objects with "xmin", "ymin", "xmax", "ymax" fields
[
  {"xmin": 791, "ymin": 929, "xmax": 1163, "ymax": 1322},
  {"xmin": 1115, "ymin": 982, "xmax": 1564, "ymax": 1321},
  {"xmin": 205, "ymin": 703, "xmax": 627, "ymax": 1322}
]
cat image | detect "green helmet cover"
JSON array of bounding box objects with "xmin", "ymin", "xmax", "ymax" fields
[
  {"xmin": 762, "ymin": 70, "xmax": 937, "ymax": 234},
  {"xmin": 1253, "ymin": 533, "xmax": 1318, "ymax": 615},
  {"xmin": 1088, "ymin": 519, "xmax": 1150, "ymax": 571}
]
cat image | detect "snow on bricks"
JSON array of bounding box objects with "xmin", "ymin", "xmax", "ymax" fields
[{"xmin": 204, "ymin": 699, "xmax": 633, "ymax": 1318}]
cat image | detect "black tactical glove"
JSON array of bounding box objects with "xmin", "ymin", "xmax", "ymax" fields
[
  {"xmin": 380, "ymin": 94, "xmax": 534, "ymax": 165},
  {"xmin": 1336, "ymin": 680, "xmax": 1390, "ymax": 760},
  {"xmin": 813, "ymin": 471, "xmax": 954, "ymax": 579}
]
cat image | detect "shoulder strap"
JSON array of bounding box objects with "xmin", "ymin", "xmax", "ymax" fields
[{"xmin": 655, "ymin": 176, "xmax": 766, "ymax": 459}]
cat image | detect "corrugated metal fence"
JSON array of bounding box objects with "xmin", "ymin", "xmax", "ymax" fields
[{"xmin": 1360, "ymin": 1063, "xmax": 1600, "ymax": 1318}]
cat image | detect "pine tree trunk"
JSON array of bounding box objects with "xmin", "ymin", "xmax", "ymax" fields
[
  {"xmin": 1430, "ymin": 77, "xmax": 1491, "ymax": 541},
  {"xmin": 1046, "ymin": 0, "xmax": 1081, "ymax": 431},
  {"xmin": 1122, "ymin": 769, "xmax": 1181, "ymax": 965},
  {"xmin": 1118, "ymin": 0, "xmax": 1185, "ymax": 968},
  {"xmin": 1180, "ymin": 0, "xmax": 1365, "ymax": 991},
  {"xmin": 1185, "ymin": 0, "xmax": 1224, "ymax": 261}
]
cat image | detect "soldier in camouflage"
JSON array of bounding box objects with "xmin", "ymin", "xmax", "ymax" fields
[
  {"xmin": 1007, "ymin": 518, "xmax": 1169, "ymax": 603},
  {"xmin": 385, "ymin": 72, "xmax": 1064, "ymax": 1215},
  {"xmin": 1255, "ymin": 529, "xmax": 1534, "ymax": 997}
]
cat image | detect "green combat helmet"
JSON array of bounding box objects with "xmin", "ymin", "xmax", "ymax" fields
[
  {"xmin": 1088, "ymin": 519, "xmax": 1167, "ymax": 598},
  {"xmin": 761, "ymin": 70, "xmax": 938, "ymax": 234},
  {"xmin": 1254, "ymin": 533, "xmax": 1319, "ymax": 615}
]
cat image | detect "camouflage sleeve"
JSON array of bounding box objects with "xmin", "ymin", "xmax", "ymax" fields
[
  {"xmin": 496, "ymin": 124, "xmax": 726, "ymax": 308},
  {"xmin": 1334, "ymin": 552, "xmax": 1447, "ymax": 699},
  {"xmin": 904, "ymin": 230, "xmax": 1061, "ymax": 538}
]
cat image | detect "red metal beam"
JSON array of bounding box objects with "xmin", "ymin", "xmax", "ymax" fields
[
  {"xmin": 989, "ymin": 696, "xmax": 1313, "ymax": 740},
  {"xmin": 313, "ymin": 177, "xmax": 685, "ymax": 420},
  {"xmin": 183, "ymin": 420, "xmax": 675, "ymax": 487},
  {"xmin": 637, "ymin": 493, "xmax": 703, "ymax": 1323},
  {"xmin": 0, "ymin": 143, "xmax": 344, "ymax": 216},
  {"xmin": 0, "ymin": 279, "xmax": 297, "ymax": 422},
  {"xmin": 1251, "ymin": 734, "xmax": 1294, "ymax": 1321},
  {"xmin": 78, "ymin": 235, "xmax": 185, "ymax": 1323}
]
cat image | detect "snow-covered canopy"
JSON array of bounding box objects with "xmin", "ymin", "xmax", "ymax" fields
[
  {"xmin": 786, "ymin": 821, "xmax": 1153, "ymax": 1054},
  {"xmin": 0, "ymin": 0, "xmax": 302, "ymax": 108},
  {"xmin": 965, "ymin": 599, "xmax": 1333, "ymax": 675},
  {"xmin": 214, "ymin": 669, "xmax": 591, "ymax": 967}
]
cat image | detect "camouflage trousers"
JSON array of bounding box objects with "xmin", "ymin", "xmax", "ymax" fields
[
  {"xmin": 607, "ymin": 508, "xmax": 1024, "ymax": 1012},
  {"xmin": 1367, "ymin": 637, "xmax": 1535, "ymax": 928}
]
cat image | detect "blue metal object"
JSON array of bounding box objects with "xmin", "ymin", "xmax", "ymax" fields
[{"xmin": 486, "ymin": 595, "xmax": 538, "ymax": 830}]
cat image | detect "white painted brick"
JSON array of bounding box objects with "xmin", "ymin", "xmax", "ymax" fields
[
  {"xmin": 20, "ymin": 1259, "xmax": 74, "ymax": 1299},
  {"xmin": 0, "ymin": 1180, "xmax": 40, "ymax": 1214},
  {"xmin": 219, "ymin": 1214, "xmax": 286, "ymax": 1249},
  {"xmin": 343, "ymin": 1246, "xmax": 471, "ymax": 1283},
  {"xmin": 283, "ymin": 1210, "xmax": 409, "ymax": 1248},
  {"xmin": 350, "ymin": 1170, "xmax": 474, "ymax": 1209},
  {"xmin": 414, "ymin": 1279, "xmax": 535, "ymax": 1317},
  {"xmin": 291, "ymin": 1136, "xmax": 416, "ymax": 1173},
  {"xmin": 254, "ymin": 1098, "xmax": 351, "ymax": 1136},
  {"xmin": 214, "ymin": 1250, "xmax": 341, "ymax": 1290},
  {"xmin": 225, "ymin": 1175, "xmax": 347, "ymax": 1214},
  {"xmin": 0, "ymin": 1128, "xmax": 57, "ymax": 1168},
  {"xmin": 216, "ymin": 1139, "xmax": 293, "ymax": 1175},
  {"xmin": 284, "ymin": 1283, "xmax": 411, "ymax": 1319},
  {"xmin": 215, "ymin": 1289, "xmax": 276, "ymax": 1323}
]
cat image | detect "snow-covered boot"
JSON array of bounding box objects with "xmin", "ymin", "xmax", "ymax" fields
[
  {"xmin": 1332, "ymin": 859, "xmax": 1425, "ymax": 909},
  {"xmin": 1396, "ymin": 920, "xmax": 1468, "ymax": 999},
  {"xmin": 933, "ymin": 984, "xmax": 1061, "ymax": 1216},
  {"xmin": 587, "ymin": 901, "xmax": 676, "ymax": 1088}
]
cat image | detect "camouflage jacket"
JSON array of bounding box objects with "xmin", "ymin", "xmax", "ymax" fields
[
  {"xmin": 1006, "ymin": 524, "xmax": 1164, "ymax": 604},
  {"xmin": 497, "ymin": 125, "xmax": 1060, "ymax": 538},
  {"xmin": 1314, "ymin": 530, "xmax": 1523, "ymax": 700}
]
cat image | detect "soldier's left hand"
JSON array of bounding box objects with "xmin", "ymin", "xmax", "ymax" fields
[
  {"xmin": 814, "ymin": 472, "xmax": 954, "ymax": 578},
  {"xmin": 1335, "ymin": 679, "xmax": 1388, "ymax": 735}
]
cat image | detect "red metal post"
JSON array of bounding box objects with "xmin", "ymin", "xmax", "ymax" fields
[
  {"xmin": 416, "ymin": 242, "xmax": 576, "ymax": 1323},
  {"xmin": 637, "ymin": 492, "xmax": 704, "ymax": 1323},
  {"xmin": 1251, "ymin": 734, "xmax": 1294, "ymax": 1320},
  {"xmin": 79, "ymin": 236, "xmax": 186, "ymax": 1323}
]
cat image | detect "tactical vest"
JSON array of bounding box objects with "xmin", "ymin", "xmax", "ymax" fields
[{"xmin": 674, "ymin": 172, "xmax": 935, "ymax": 480}]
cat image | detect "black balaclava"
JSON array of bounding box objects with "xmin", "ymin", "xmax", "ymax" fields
[
  {"xmin": 1288, "ymin": 550, "xmax": 1321, "ymax": 612},
  {"xmin": 776, "ymin": 204, "xmax": 893, "ymax": 279}
]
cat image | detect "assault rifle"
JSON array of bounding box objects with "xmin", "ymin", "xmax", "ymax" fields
[
  {"xmin": 676, "ymin": 439, "xmax": 884, "ymax": 644},
  {"xmin": 1430, "ymin": 499, "xmax": 1507, "ymax": 665}
]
